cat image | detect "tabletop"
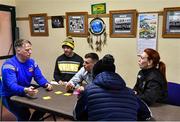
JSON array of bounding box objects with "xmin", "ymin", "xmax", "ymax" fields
[
  {"xmin": 11, "ymin": 84, "xmax": 180, "ymax": 121},
  {"xmin": 150, "ymin": 103, "xmax": 180, "ymax": 121},
  {"xmin": 10, "ymin": 84, "xmax": 77, "ymax": 120}
]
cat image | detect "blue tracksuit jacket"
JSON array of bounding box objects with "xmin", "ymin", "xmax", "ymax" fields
[{"xmin": 0, "ymin": 56, "xmax": 48, "ymax": 97}]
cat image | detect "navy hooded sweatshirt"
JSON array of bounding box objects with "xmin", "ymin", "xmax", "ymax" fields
[{"xmin": 75, "ymin": 71, "xmax": 139, "ymax": 121}]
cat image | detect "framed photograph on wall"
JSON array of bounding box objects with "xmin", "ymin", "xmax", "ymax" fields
[
  {"xmin": 109, "ymin": 9, "xmax": 137, "ymax": 38},
  {"xmin": 29, "ymin": 13, "xmax": 49, "ymax": 36},
  {"xmin": 66, "ymin": 12, "xmax": 88, "ymax": 37},
  {"xmin": 51, "ymin": 16, "xmax": 64, "ymax": 28},
  {"xmin": 162, "ymin": 7, "xmax": 180, "ymax": 38}
]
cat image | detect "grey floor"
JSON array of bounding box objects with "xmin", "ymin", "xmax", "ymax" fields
[
  {"xmin": 2, "ymin": 104, "xmax": 180, "ymax": 121},
  {"xmin": 1, "ymin": 106, "xmax": 16, "ymax": 121},
  {"xmin": 1, "ymin": 107, "xmax": 73, "ymax": 121}
]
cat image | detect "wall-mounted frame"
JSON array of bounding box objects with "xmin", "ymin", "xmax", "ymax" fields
[
  {"xmin": 109, "ymin": 9, "xmax": 137, "ymax": 38},
  {"xmin": 0, "ymin": 4, "xmax": 16, "ymax": 60},
  {"xmin": 91, "ymin": 3, "xmax": 106, "ymax": 14},
  {"xmin": 162, "ymin": 7, "xmax": 180, "ymax": 38},
  {"xmin": 51, "ymin": 16, "xmax": 64, "ymax": 28},
  {"xmin": 29, "ymin": 13, "xmax": 49, "ymax": 36},
  {"xmin": 66, "ymin": 12, "xmax": 88, "ymax": 37}
]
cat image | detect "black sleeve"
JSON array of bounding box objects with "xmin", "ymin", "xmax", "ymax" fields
[
  {"xmin": 133, "ymin": 72, "xmax": 141, "ymax": 92},
  {"xmin": 133, "ymin": 80, "xmax": 139, "ymax": 92},
  {"xmin": 73, "ymin": 90, "xmax": 88, "ymax": 121},
  {"xmin": 139, "ymin": 80, "xmax": 162, "ymax": 106},
  {"xmin": 53, "ymin": 58, "xmax": 61, "ymax": 82}
]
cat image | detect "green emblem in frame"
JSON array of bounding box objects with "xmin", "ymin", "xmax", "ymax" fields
[{"xmin": 91, "ymin": 3, "xmax": 106, "ymax": 14}]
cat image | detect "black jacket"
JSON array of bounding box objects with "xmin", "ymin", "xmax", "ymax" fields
[{"xmin": 134, "ymin": 68, "xmax": 168, "ymax": 106}]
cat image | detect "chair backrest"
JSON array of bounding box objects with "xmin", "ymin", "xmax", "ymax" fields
[
  {"xmin": 0, "ymin": 76, "xmax": 2, "ymax": 121},
  {"xmin": 167, "ymin": 82, "xmax": 180, "ymax": 106},
  {"xmin": 0, "ymin": 76, "xmax": 2, "ymax": 95}
]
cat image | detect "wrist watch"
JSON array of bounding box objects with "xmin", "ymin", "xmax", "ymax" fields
[{"xmin": 24, "ymin": 87, "xmax": 28, "ymax": 94}]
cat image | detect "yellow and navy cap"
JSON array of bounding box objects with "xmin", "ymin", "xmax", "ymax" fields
[{"xmin": 62, "ymin": 36, "xmax": 74, "ymax": 49}]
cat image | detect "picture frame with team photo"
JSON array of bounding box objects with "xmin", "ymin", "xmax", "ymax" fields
[
  {"xmin": 162, "ymin": 7, "xmax": 180, "ymax": 38},
  {"xmin": 66, "ymin": 12, "xmax": 88, "ymax": 37},
  {"xmin": 109, "ymin": 9, "xmax": 137, "ymax": 38},
  {"xmin": 29, "ymin": 13, "xmax": 49, "ymax": 36}
]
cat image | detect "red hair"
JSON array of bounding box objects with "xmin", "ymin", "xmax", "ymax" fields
[{"xmin": 144, "ymin": 48, "xmax": 167, "ymax": 82}]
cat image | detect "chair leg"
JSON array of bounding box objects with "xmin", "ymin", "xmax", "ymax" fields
[
  {"xmin": 0, "ymin": 98, "xmax": 3, "ymax": 121},
  {"xmin": 52, "ymin": 114, "xmax": 56, "ymax": 121}
]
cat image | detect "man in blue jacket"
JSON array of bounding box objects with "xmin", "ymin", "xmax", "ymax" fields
[{"xmin": 0, "ymin": 39, "xmax": 53, "ymax": 121}]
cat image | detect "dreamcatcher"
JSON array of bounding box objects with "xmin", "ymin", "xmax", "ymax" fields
[{"xmin": 87, "ymin": 17, "xmax": 107, "ymax": 52}]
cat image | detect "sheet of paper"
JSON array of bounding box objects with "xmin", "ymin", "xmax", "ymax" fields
[
  {"xmin": 42, "ymin": 96, "xmax": 51, "ymax": 100},
  {"xmin": 63, "ymin": 93, "xmax": 71, "ymax": 96},
  {"xmin": 54, "ymin": 91, "xmax": 63, "ymax": 95}
]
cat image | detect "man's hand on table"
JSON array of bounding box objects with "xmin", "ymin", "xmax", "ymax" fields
[
  {"xmin": 24, "ymin": 86, "xmax": 38, "ymax": 96},
  {"xmin": 58, "ymin": 80, "xmax": 68, "ymax": 86},
  {"xmin": 65, "ymin": 81, "xmax": 75, "ymax": 91},
  {"xmin": 45, "ymin": 83, "xmax": 53, "ymax": 91}
]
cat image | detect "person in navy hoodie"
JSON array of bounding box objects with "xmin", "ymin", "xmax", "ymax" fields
[
  {"xmin": 0, "ymin": 39, "xmax": 53, "ymax": 121},
  {"xmin": 74, "ymin": 54, "xmax": 151, "ymax": 121}
]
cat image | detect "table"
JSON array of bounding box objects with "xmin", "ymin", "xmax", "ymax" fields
[
  {"xmin": 11, "ymin": 85, "xmax": 180, "ymax": 121},
  {"xmin": 150, "ymin": 103, "xmax": 180, "ymax": 121},
  {"xmin": 10, "ymin": 85, "xmax": 77, "ymax": 120}
]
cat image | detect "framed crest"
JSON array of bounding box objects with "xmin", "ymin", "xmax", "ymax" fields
[
  {"xmin": 51, "ymin": 16, "xmax": 64, "ymax": 28},
  {"xmin": 91, "ymin": 3, "xmax": 106, "ymax": 14}
]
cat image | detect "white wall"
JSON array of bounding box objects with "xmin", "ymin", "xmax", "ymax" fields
[
  {"xmin": 15, "ymin": 0, "xmax": 180, "ymax": 87},
  {"xmin": 0, "ymin": 0, "xmax": 15, "ymax": 6}
]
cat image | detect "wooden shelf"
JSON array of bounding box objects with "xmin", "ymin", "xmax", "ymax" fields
[{"xmin": 16, "ymin": 11, "xmax": 163, "ymax": 21}]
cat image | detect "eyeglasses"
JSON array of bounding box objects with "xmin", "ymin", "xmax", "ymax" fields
[{"xmin": 138, "ymin": 55, "xmax": 148, "ymax": 60}]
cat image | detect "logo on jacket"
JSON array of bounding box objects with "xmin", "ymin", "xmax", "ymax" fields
[{"xmin": 29, "ymin": 67, "xmax": 34, "ymax": 72}]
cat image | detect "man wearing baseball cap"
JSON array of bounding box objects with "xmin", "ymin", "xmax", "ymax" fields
[{"xmin": 53, "ymin": 36, "xmax": 84, "ymax": 85}]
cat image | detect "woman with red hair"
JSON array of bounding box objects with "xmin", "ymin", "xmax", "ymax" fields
[{"xmin": 134, "ymin": 48, "xmax": 168, "ymax": 106}]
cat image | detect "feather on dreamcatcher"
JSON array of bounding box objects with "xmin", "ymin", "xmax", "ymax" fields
[{"xmin": 87, "ymin": 17, "xmax": 106, "ymax": 52}]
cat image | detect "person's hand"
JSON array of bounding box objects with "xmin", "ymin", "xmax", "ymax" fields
[
  {"xmin": 24, "ymin": 86, "xmax": 38, "ymax": 96},
  {"xmin": 45, "ymin": 83, "xmax": 53, "ymax": 91},
  {"xmin": 58, "ymin": 80, "xmax": 67, "ymax": 86},
  {"xmin": 65, "ymin": 81, "xmax": 75, "ymax": 91},
  {"xmin": 73, "ymin": 86, "xmax": 85, "ymax": 98},
  {"xmin": 73, "ymin": 86, "xmax": 84, "ymax": 96},
  {"xmin": 76, "ymin": 86, "xmax": 84, "ymax": 93}
]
